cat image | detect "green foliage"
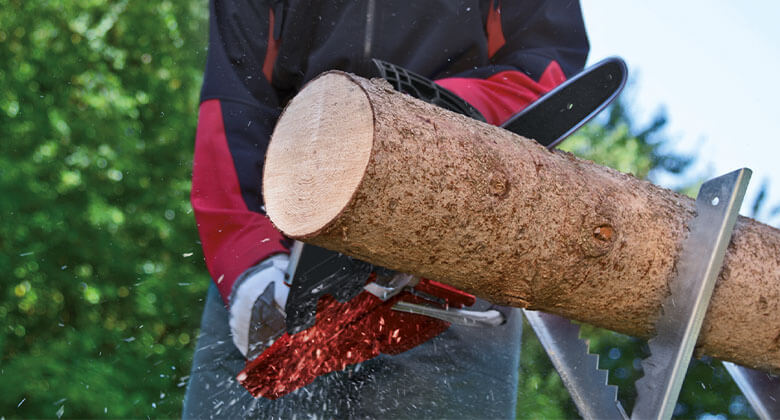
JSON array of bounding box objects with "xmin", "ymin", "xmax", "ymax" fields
[
  {"xmin": 0, "ymin": 0, "xmax": 208, "ymax": 417},
  {"xmin": 516, "ymin": 317, "xmax": 578, "ymax": 419},
  {"xmin": 517, "ymin": 99, "xmax": 757, "ymax": 419},
  {"xmin": 560, "ymin": 99, "xmax": 692, "ymax": 181},
  {"xmin": 747, "ymin": 178, "xmax": 780, "ymax": 226}
]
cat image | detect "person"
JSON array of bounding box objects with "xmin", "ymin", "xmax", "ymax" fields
[{"xmin": 184, "ymin": 0, "xmax": 589, "ymax": 417}]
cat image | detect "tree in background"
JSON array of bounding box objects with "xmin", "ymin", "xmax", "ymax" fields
[{"xmin": 0, "ymin": 1, "xmax": 208, "ymax": 417}]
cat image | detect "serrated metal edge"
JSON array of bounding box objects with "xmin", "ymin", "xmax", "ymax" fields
[{"xmin": 524, "ymin": 309, "xmax": 627, "ymax": 420}]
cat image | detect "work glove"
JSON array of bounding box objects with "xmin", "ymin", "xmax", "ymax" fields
[{"xmin": 229, "ymin": 254, "xmax": 290, "ymax": 360}]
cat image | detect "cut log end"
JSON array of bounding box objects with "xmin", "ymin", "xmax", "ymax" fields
[{"xmin": 263, "ymin": 72, "xmax": 374, "ymax": 237}]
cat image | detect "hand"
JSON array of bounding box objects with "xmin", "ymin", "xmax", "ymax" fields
[{"xmin": 229, "ymin": 254, "xmax": 290, "ymax": 359}]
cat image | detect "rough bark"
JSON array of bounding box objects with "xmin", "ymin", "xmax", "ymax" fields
[{"xmin": 263, "ymin": 71, "xmax": 780, "ymax": 373}]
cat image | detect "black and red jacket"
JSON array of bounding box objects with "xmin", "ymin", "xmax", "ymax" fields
[{"xmin": 192, "ymin": 0, "xmax": 589, "ymax": 305}]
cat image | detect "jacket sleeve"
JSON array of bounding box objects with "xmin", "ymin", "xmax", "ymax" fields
[
  {"xmin": 191, "ymin": 0, "xmax": 287, "ymax": 305},
  {"xmin": 435, "ymin": 0, "xmax": 590, "ymax": 126}
]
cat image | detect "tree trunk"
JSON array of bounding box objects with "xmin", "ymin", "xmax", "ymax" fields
[{"xmin": 263, "ymin": 71, "xmax": 780, "ymax": 373}]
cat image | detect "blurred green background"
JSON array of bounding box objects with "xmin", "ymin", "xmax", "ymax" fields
[
  {"xmin": 0, "ymin": 0, "xmax": 770, "ymax": 418},
  {"xmin": 1, "ymin": 0, "xmax": 209, "ymax": 417}
]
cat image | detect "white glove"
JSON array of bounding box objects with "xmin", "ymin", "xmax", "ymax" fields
[{"xmin": 229, "ymin": 254, "xmax": 290, "ymax": 359}]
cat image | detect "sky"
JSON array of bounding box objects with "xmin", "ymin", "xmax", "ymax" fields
[{"xmin": 581, "ymin": 1, "xmax": 780, "ymax": 221}]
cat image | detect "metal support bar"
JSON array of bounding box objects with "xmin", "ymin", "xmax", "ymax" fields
[
  {"xmin": 632, "ymin": 168, "xmax": 751, "ymax": 420},
  {"xmin": 392, "ymin": 301, "xmax": 505, "ymax": 327},
  {"xmin": 524, "ymin": 310, "xmax": 628, "ymax": 419},
  {"xmin": 723, "ymin": 362, "xmax": 780, "ymax": 420}
]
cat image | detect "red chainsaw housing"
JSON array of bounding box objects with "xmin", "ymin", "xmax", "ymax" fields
[{"xmin": 237, "ymin": 279, "xmax": 475, "ymax": 399}]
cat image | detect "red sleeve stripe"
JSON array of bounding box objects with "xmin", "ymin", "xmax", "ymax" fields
[
  {"xmin": 263, "ymin": 8, "xmax": 280, "ymax": 82},
  {"xmin": 192, "ymin": 99, "xmax": 288, "ymax": 304},
  {"xmin": 486, "ymin": 0, "xmax": 506, "ymax": 58},
  {"xmin": 435, "ymin": 61, "xmax": 566, "ymax": 126}
]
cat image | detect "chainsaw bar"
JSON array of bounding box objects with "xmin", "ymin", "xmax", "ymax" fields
[
  {"xmin": 501, "ymin": 57, "xmax": 627, "ymax": 148},
  {"xmin": 722, "ymin": 362, "xmax": 780, "ymax": 420}
]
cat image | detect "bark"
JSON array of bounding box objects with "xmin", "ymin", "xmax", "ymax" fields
[{"xmin": 263, "ymin": 71, "xmax": 780, "ymax": 373}]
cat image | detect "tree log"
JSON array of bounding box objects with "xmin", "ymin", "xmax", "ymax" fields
[{"xmin": 263, "ymin": 71, "xmax": 780, "ymax": 373}]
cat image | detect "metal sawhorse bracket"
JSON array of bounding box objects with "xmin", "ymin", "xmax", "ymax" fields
[{"xmin": 526, "ymin": 168, "xmax": 780, "ymax": 419}]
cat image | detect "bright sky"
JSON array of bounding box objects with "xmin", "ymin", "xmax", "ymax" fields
[{"xmin": 582, "ymin": 1, "xmax": 780, "ymax": 221}]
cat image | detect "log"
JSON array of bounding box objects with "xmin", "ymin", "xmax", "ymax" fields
[{"xmin": 263, "ymin": 71, "xmax": 780, "ymax": 373}]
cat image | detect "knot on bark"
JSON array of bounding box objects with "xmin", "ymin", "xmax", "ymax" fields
[
  {"xmin": 593, "ymin": 225, "xmax": 613, "ymax": 242},
  {"xmin": 488, "ymin": 172, "xmax": 509, "ymax": 198},
  {"xmin": 581, "ymin": 223, "xmax": 616, "ymax": 257}
]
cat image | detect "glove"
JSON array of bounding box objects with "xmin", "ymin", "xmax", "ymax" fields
[{"xmin": 229, "ymin": 254, "xmax": 290, "ymax": 359}]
